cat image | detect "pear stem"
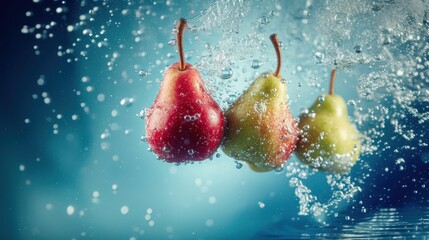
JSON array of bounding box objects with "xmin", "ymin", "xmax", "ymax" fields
[
  {"xmin": 177, "ymin": 18, "xmax": 188, "ymax": 71},
  {"xmin": 270, "ymin": 34, "xmax": 282, "ymax": 78},
  {"xmin": 329, "ymin": 69, "xmax": 336, "ymax": 95}
]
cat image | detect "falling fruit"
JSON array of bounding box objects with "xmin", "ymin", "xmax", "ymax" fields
[
  {"xmin": 145, "ymin": 18, "xmax": 224, "ymax": 162},
  {"xmin": 295, "ymin": 69, "xmax": 361, "ymax": 174},
  {"xmin": 222, "ymin": 34, "xmax": 298, "ymax": 172}
]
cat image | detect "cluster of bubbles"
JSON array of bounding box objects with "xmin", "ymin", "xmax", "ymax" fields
[{"xmin": 21, "ymin": 0, "xmax": 429, "ymax": 231}]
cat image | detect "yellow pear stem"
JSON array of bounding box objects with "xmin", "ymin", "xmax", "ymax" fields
[
  {"xmin": 177, "ymin": 18, "xmax": 188, "ymax": 71},
  {"xmin": 329, "ymin": 69, "xmax": 336, "ymax": 95},
  {"xmin": 270, "ymin": 34, "xmax": 282, "ymax": 78}
]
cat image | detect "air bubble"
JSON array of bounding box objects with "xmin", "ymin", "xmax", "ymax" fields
[
  {"xmin": 120, "ymin": 206, "xmax": 129, "ymax": 215},
  {"xmin": 139, "ymin": 70, "xmax": 150, "ymax": 78},
  {"xmin": 347, "ymin": 100, "xmax": 356, "ymax": 106},
  {"xmin": 259, "ymin": 16, "xmax": 270, "ymax": 25},
  {"xmin": 187, "ymin": 149, "xmax": 195, "ymax": 156},
  {"xmin": 251, "ymin": 59, "xmax": 262, "ymax": 69},
  {"xmin": 382, "ymin": 36, "xmax": 392, "ymax": 45},
  {"xmin": 372, "ymin": 3, "xmax": 383, "ymax": 11},
  {"xmin": 235, "ymin": 161, "xmax": 243, "ymax": 169},
  {"xmin": 168, "ymin": 39, "xmax": 176, "ymax": 46},
  {"xmin": 120, "ymin": 97, "xmax": 135, "ymax": 107},
  {"xmin": 184, "ymin": 115, "xmax": 192, "ymax": 122},
  {"xmin": 66, "ymin": 205, "xmax": 75, "ymax": 215},
  {"xmin": 219, "ymin": 67, "xmax": 233, "ymax": 79},
  {"xmin": 275, "ymin": 165, "xmax": 284, "ymax": 172},
  {"xmin": 354, "ymin": 45, "xmax": 362, "ymax": 53},
  {"xmin": 162, "ymin": 146, "xmax": 171, "ymax": 153},
  {"xmin": 19, "ymin": 164, "xmax": 26, "ymax": 171},
  {"xmin": 313, "ymin": 52, "xmax": 324, "ymax": 64}
]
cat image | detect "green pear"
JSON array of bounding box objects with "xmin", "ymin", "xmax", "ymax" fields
[
  {"xmin": 295, "ymin": 69, "xmax": 361, "ymax": 174},
  {"xmin": 222, "ymin": 34, "xmax": 298, "ymax": 172}
]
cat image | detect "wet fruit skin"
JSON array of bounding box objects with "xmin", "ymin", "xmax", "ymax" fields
[
  {"xmin": 221, "ymin": 34, "xmax": 298, "ymax": 172},
  {"xmin": 222, "ymin": 72, "xmax": 298, "ymax": 172},
  {"xmin": 145, "ymin": 63, "xmax": 224, "ymax": 162},
  {"xmin": 295, "ymin": 70, "xmax": 361, "ymax": 174}
]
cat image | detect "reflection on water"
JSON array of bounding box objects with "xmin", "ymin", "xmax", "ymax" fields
[{"xmin": 256, "ymin": 204, "xmax": 429, "ymax": 239}]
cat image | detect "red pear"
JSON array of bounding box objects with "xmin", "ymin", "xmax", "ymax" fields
[{"xmin": 145, "ymin": 18, "xmax": 224, "ymax": 163}]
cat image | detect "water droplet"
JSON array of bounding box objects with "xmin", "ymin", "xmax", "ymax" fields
[
  {"xmin": 313, "ymin": 52, "xmax": 324, "ymax": 64},
  {"xmin": 120, "ymin": 97, "xmax": 135, "ymax": 107},
  {"xmin": 97, "ymin": 94, "xmax": 105, "ymax": 102},
  {"xmin": 19, "ymin": 164, "xmax": 25, "ymax": 171},
  {"xmin": 139, "ymin": 70, "xmax": 150, "ymax": 78},
  {"xmin": 188, "ymin": 149, "xmax": 195, "ymax": 156},
  {"xmin": 372, "ymin": 3, "xmax": 383, "ymax": 11},
  {"xmin": 251, "ymin": 59, "xmax": 261, "ymax": 69},
  {"xmin": 382, "ymin": 36, "xmax": 391, "ymax": 45},
  {"xmin": 184, "ymin": 115, "xmax": 192, "ymax": 122},
  {"xmin": 137, "ymin": 110, "xmax": 145, "ymax": 119},
  {"xmin": 92, "ymin": 191, "xmax": 100, "ymax": 198},
  {"xmin": 354, "ymin": 45, "xmax": 362, "ymax": 53},
  {"xmin": 216, "ymin": 153, "xmax": 221, "ymax": 158},
  {"xmin": 334, "ymin": 14, "xmax": 347, "ymax": 25},
  {"xmin": 168, "ymin": 39, "xmax": 176, "ymax": 46},
  {"xmin": 208, "ymin": 196, "xmax": 216, "ymax": 204},
  {"xmin": 162, "ymin": 146, "xmax": 171, "ymax": 153},
  {"xmin": 220, "ymin": 67, "xmax": 233, "ymax": 79},
  {"xmin": 120, "ymin": 206, "xmax": 129, "ymax": 215},
  {"xmin": 318, "ymin": 95, "xmax": 325, "ymax": 102},
  {"xmin": 275, "ymin": 165, "xmax": 284, "ymax": 172},
  {"xmin": 259, "ymin": 16, "xmax": 270, "ymax": 25},
  {"xmin": 396, "ymin": 158, "xmax": 405, "ymax": 164},
  {"xmin": 258, "ymin": 201, "xmax": 266, "ymax": 208},
  {"xmin": 235, "ymin": 161, "xmax": 243, "ymax": 169},
  {"xmin": 66, "ymin": 205, "xmax": 75, "ymax": 215},
  {"xmin": 347, "ymin": 100, "xmax": 356, "ymax": 106},
  {"xmin": 205, "ymin": 219, "xmax": 214, "ymax": 227},
  {"xmin": 303, "ymin": 125, "xmax": 310, "ymax": 131},
  {"xmin": 227, "ymin": 95, "xmax": 236, "ymax": 104},
  {"xmin": 37, "ymin": 75, "xmax": 45, "ymax": 86}
]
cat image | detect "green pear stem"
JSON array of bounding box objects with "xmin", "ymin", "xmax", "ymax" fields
[
  {"xmin": 329, "ymin": 69, "xmax": 336, "ymax": 95},
  {"xmin": 269, "ymin": 34, "xmax": 282, "ymax": 78},
  {"xmin": 177, "ymin": 18, "xmax": 188, "ymax": 71}
]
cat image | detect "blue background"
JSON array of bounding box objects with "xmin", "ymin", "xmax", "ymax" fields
[{"xmin": 1, "ymin": 0, "xmax": 428, "ymax": 239}]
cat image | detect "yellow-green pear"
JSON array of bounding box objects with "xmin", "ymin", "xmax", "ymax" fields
[
  {"xmin": 222, "ymin": 34, "xmax": 298, "ymax": 172},
  {"xmin": 295, "ymin": 69, "xmax": 361, "ymax": 174}
]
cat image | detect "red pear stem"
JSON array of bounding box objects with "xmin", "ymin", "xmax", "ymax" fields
[
  {"xmin": 270, "ymin": 34, "xmax": 282, "ymax": 78},
  {"xmin": 177, "ymin": 18, "xmax": 188, "ymax": 71},
  {"xmin": 329, "ymin": 69, "xmax": 336, "ymax": 95}
]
